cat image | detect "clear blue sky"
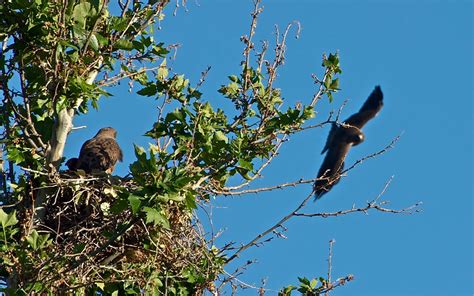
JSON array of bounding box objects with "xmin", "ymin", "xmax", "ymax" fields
[{"xmin": 65, "ymin": 1, "xmax": 473, "ymax": 295}]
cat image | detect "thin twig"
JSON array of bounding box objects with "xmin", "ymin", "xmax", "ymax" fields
[
  {"xmin": 296, "ymin": 177, "xmax": 422, "ymax": 218},
  {"xmin": 325, "ymin": 239, "xmax": 335, "ymax": 296},
  {"xmin": 215, "ymin": 177, "xmax": 314, "ymax": 196},
  {"xmin": 226, "ymin": 189, "xmax": 315, "ymax": 263}
]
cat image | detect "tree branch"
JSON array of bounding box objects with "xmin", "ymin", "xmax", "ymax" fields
[{"xmin": 226, "ymin": 175, "xmax": 421, "ymax": 263}]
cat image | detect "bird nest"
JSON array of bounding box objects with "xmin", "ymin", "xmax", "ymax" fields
[{"xmin": 11, "ymin": 172, "xmax": 219, "ymax": 294}]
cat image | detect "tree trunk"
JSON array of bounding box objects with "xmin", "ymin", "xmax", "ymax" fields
[{"xmin": 33, "ymin": 65, "xmax": 101, "ymax": 229}]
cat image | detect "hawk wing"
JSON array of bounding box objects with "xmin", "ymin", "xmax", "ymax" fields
[
  {"xmin": 314, "ymin": 141, "xmax": 351, "ymax": 198},
  {"xmin": 321, "ymin": 123, "xmax": 338, "ymax": 154},
  {"xmin": 315, "ymin": 86, "xmax": 383, "ymax": 198},
  {"xmin": 344, "ymin": 86, "xmax": 383, "ymax": 128},
  {"xmin": 77, "ymin": 137, "xmax": 123, "ymax": 173}
]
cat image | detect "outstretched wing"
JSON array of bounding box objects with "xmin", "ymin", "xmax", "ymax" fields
[
  {"xmin": 344, "ymin": 86, "xmax": 383, "ymax": 128},
  {"xmin": 321, "ymin": 123, "xmax": 338, "ymax": 154},
  {"xmin": 314, "ymin": 141, "xmax": 351, "ymax": 198}
]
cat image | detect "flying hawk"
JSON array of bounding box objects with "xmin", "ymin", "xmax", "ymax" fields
[
  {"xmin": 314, "ymin": 86, "xmax": 384, "ymax": 198},
  {"xmin": 66, "ymin": 127, "xmax": 123, "ymax": 174}
]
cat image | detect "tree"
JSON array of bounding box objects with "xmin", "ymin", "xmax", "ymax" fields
[{"xmin": 0, "ymin": 0, "xmax": 418, "ymax": 294}]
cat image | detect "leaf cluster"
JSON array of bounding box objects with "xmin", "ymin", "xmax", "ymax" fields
[
  {"xmin": 0, "ymin": 0, "xmax": 347, "ymax": 294},
  {"xmin": 279, "ymin": 276, "xmax": 330, "ymax": 296}
]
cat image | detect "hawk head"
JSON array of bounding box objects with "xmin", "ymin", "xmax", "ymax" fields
[
  {"xmin": 65, "ymin": 157, "xmax": 79, "ymax": 170},
  {"xmin": 342, "ymin": 126, "xmax": 365, "ymax": 146},
  {"xmin": 94, "ymin": 127, "xmax": 117, "ymax": 138}
]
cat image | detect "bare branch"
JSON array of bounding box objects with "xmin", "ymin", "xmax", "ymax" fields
[
  {"xmin": 226, "ymin": 174, "xmax": 421, "ymax": 264},
  {"xmin": 341, "ymin": 135, "xmax": 401, "ymax": 175},
  {"xmin": 320, "ymin": 274, "xmax": 354, "ymax": 294},
  {"xmin": 226, "ymin": 188, "xmax": 315, "ymax": 263},
  {"xmin": 97, "ymin": 66, "xmax": 160, "ymax": 87},
  {"xmin": 119, "ymin": 0, "xmax": 132, "ymax": 17},
  {"xmin": 215, "ymin": 177, "xmax": 314, "ymax": 196},
  {"xmin": 326, "ymin": 239, "xmax": 335, "ymax": 296},
  {"xmin": 310, "ymin": 66, "xmax": 331, "ymax": 107},
  {"xmin": 296, "ymin": 177, "xmax": 422, "ymax": 218}
]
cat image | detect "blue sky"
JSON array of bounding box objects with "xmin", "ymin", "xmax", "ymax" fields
[{"xmin": 65, "ymin": 0, "xmax": 473, "ymax": 295}]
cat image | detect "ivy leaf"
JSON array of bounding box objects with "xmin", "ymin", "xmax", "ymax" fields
[
  {"xmin": 26, "ymin": 229, "xmax": 50, "ymax": 250},
  {"xmin": 0, "ymin": 209, "xmax": 18, "ymax": 228}
]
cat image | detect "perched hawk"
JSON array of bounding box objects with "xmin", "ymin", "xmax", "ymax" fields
[
  {"xmin": 66, "ymin": 127, "xmax": 123, "ymax": 174},
  {"xmin": 314, "ymin": 86, "xmax": 384, "ymax": 198}
]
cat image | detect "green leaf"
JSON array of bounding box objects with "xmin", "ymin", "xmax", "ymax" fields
[
  {"xmin": 72, "ymin": 2, "xmax": 96, "ymax": 27},
  {"xmin": 185, "ymin": 193, "xmax": 197, "ymax": 209},
  {"xmin": 110, "ymin": 197, "xmax": 128, "ymax": 214},
  {"xmin": 132, "ymin": 40, "xmax": 145, "ymax": 52},
  {"xmin": 26, "ymin": 229, "xmax": 39, "ymax": 250},
  {"xmin": 237, "ymin": 159, "xmax": 253, "ymax": 171},
  {"xmin": 214, "ymin": 131, "xmax": 228, "ymax": 143},
  {"xmin": 94, "ymin": 32, "xmax": 108, "ymax": 47},
  {"xmin": 143, "ymin": 207, "xmax": 170, "ymax": 228},
  {"xmin": 0, "ymin": 209, "xmax": 18, "ymax": 228},
  {"xmin": 157, "ymin": 59, "xmax": 168, "ymax": 81},
  {"xmin": 298, "ymin": 277, "xmax": 311, "ymax": 286},
  {"xmin": 165, "ymin": 108, "xmax": 185, "ymax": 123},
  {"xmin": 114, "ymin": 39, "xmax": 134, "ymax": 50},
  {"xmin": 88, "ymin": 34, "xmax": 99, "ymax": 51},
  {"xmin": 279, "ymin": 285, "xmax": 296, "ymax": 296},
  {"xmin": 165, "ymin": 192, "xmax": 185, "ymax": 202},
  {"xmin": 327, "ymin": 91, "xmax": 334, "ymax": 103},
  {"xmin": 96, "ymin": 282, "xmax": 105, "ymax": 290},
  {"xmin": 134, "ymin": 144, "xmax": 147, "ymax": 159},
  {"xmin": 128, "ymin": 194, "xmax": 142, "ymax": 214},
  {"xmin": 329, "ymin": 78, "xmax": 339, "ymax": 90},
  {"xmin": 7, "ymin": 147, "xmax": 25, "ymax": 164},
  {"xmin": 110, "ymin": 16, "xmax": 129, "ymax": 31},
  {"xmin": 323, "ymin": 74, "xmax": 332, "ymax": 89},
  {"xmin": 25, "ymin": 230, "xmax": 50, "ymax": 250},
  {"xmin": 137, "ymin": 84, "xmax": 157, "ymax": 96},
  {"xmin": 151, "ymin": 43, "xmax": 170, "ymax": 57}
]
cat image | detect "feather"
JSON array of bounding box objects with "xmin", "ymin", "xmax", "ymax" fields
[
  {"xmin": 314, "ymin": 86, "xmax": 384, "ymax": 198},
  {"xmin": 66, "ymin": 127, "xmax": 123, "ymax": 174}
]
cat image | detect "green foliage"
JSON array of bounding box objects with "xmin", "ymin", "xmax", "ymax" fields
[
  {"xmin": 279, "ymin": 276, "xmax": 330, "ymax": 296},
  {"xmin": 0, "ymin": 0, "xmax": 344, "ymax": 294},
  {"xmin": 0, "ymin": 208, "xmax": 19, "ymax": 248},
  {"xmin": 321, "ymin": 53, "xmax": 342, "ymax": 102}
]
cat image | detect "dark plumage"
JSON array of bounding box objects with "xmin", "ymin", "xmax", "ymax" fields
[
  {"xmin": 66, "ymin": 127, "xmax": 123, "ymax": 174},
  {"xmin": 314, "ymin": 86, "xmax": 384, "ymax": 198}
]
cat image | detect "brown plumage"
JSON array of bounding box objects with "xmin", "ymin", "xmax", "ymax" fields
[
  {"xmin": 66, "ymin": 127, "xmax": 123, "ymax": 174},
  {"xmin": 314, "ymin": 86, "xmax": 384, "ymax": 198}
]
